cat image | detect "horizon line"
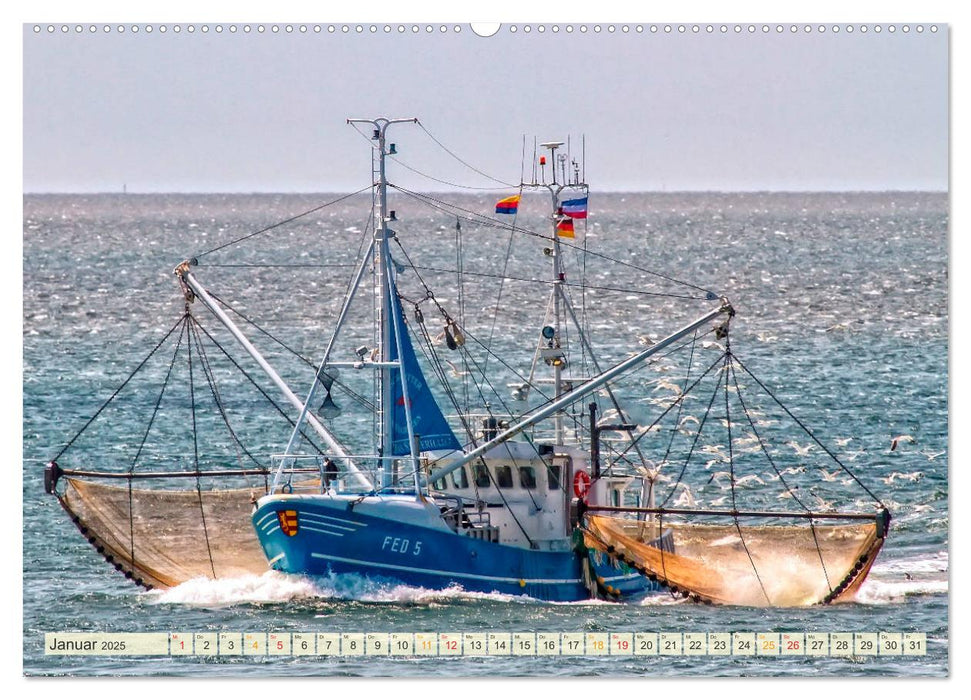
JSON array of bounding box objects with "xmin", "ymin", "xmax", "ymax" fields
[{"xmin": 22, "ymin": 188, "xmax": 949, "ymax": 196}]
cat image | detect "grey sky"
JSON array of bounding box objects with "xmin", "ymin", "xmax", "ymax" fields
[{"xmin": 22, "ymin": 24, "xmax": 948, "ymax": 193}]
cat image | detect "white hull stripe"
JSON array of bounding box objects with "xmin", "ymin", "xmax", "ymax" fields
[
  {"xmin": 310, "ymin": 552, "xmax": 579, "ymax": 586},
  {"xmin": 268, "ymin": 553, "xmax": 286, "ymax": 566},
  {"xmin": 311, "ymin": 512, "xmax": 368, "ymax": 528},
  {"xmin": 300, "ymin": 525, "xmax": 346, "ymax": 537},
  {"xmin": 255, "ymin": 509, "xmax": 365, "ymax": 531},
  {"xmin": 301, "ymin": 516, "xmax": 359, "ymax": 532},
  {"xmin": 254, "ymin": 511, "xmax": 280, "ymax": 529}
]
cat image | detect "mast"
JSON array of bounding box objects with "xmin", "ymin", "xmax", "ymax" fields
[
  {"xmin": 347, "ymin": 117, "xmax": 418, "ymax": 489},
  {"xmin": 524, "ymin": 141, "xmax": 580, "ymax": 444}
]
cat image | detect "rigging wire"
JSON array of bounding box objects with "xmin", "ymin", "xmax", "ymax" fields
[
  {"xmin": 721, "ymin": 345, "xmax": 772, "ymax": 605},
  {"xmin": 51, "ymin": 314, "xmax": 188, "ymax": 464},
  {"xmin": 657, "ymin": 355, "xmax": 726, "ymax": 510},
  {"xmin": 186, "ymin": 316, "xmax": 218, "ymax": 579},
  {"xmin": 730, "ymin": 354, "xmax": 886, "ymax": 508},
  {"xmin": 390, "ymin": 156, "xmax": 513, "ymax": 191},
  {"xmin": 199, "ymin": 263, "xmax": 356, "ymax": 269},
  {"xmin": 727, "ymin": 356, "xmax": 835, "ymax": 594},
  {"xmin": 415, "ymin": 120, "xmax": 518, "ymax": 188},
  {"xmin": 389, "ymin": 184, "xmax": 718, "ymax": 299},
  {"xmin": 189, "ymin": 315, "xmax": 267, "ymax": 470},
  {"xmin": 191, "ymin": 318, "xmax": 329, "ymax": 458},
  {"xmin": 193, "ymin": 186, "xmax": 374, "ymax": 260},
  {"xmin": 204, "ymin": 289, "xmax": 375, "ymax": 412},
  {"xmin": 480, "ymin": 193, "xmax": 522, "ymax": 375},
  {"xmin": 125, "ymin": 318, "xmax": 188, "ymax": 574}
]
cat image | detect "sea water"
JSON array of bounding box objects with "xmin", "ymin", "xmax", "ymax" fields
[{"xmin": 22, "ymin": 191, "xmax": 948, "ymax": 676}]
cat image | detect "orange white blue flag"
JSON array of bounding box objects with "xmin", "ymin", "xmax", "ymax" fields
[{"xmin": 495, "ymin": 195, "xmax": 521, "ymax": 215}]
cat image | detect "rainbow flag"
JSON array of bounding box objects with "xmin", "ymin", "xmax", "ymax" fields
[
  {"xmin": 495, "ymin": 195, "xmax": 521, "ymax": 215},
  {"xmin": 556, "ymin": 218, "xmax": 575, "ymax": 238},
  {"xmin": 561, "ymin": 196, "xmax": 588, "ymax": 219}
]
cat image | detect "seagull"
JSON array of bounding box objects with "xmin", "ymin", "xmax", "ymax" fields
[
  {"xmin": 735, "ymin": 474, "xmax": 766, "ymax": 487},
  {"xmin": 787, "ymin": 441, "xmax": 813, "ymax": 456},
  {"xmin": 890, "ymin": 435, "xmax": 916, "ymax": 451},
  {"xmin": 883, "ymin": 471, "xmax": 924, "ymax": 484},
  {"xmin": 653, "ymin": 378, "xmax": 683, "ymax": 395},
  {"xmin": 445, "ymin": 360, "xmax": 466, "ymax": 378},
  {"xmin": 818, "ymin": 468, "xmax": 841, "ymax": 482},
  {"xmin": 814, "ymin": 495, "xmax": 836, "ymax": 511},
  {"xmin": 672, "ymin": 484, "xmax": 696, "ymax": 508},
  {"xmin": 679, "ymin": 415, "xmax": 700, "ymax": 428},
  {"xmin": 835, "ymin": 437, "xmax": 852, "ymax": 447},
  {"xmin": 922, "ymin": 450, "xmax": 945, "ymax": 461}
]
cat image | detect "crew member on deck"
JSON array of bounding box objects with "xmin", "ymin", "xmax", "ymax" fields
[{"xmin": 323, "ymin": 458, "xmax": 339, "ymax": 490}]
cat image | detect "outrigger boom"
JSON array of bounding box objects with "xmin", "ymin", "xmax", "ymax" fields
[
  {"xmin": 175, "ymin": 263, "xmax": 372, "ymax": 490},
  {"xmin": 427, "ymin": 299, "xmax": 734, "ymax": 484}
]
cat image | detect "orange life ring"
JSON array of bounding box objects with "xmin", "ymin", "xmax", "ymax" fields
[{"xmin": 573, "ymin": 470, "xmax": 592, "ymax": 498}]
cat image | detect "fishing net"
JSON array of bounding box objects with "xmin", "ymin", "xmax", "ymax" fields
[
  {"xmin": 58, "ymin": 477, "xmax": 270, "ymax": 589},
  {"xmin": 583, "ymin": 514, "xmax": 885, "ymax": 606}
]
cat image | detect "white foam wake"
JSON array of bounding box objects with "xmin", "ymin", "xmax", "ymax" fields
[
  {"xmin": 852, "ymin": 576, "xmax": 949, "ymax": 605},
  {"xmin": 147, "ymin": 571, "xmax": 321, "ymax": 606},
  {"xmin": 145, "ymin": 570, "xmax": 533, "ymax": 607}
]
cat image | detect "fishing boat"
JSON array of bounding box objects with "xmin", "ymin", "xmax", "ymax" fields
[{"xmin": 44, "ymin": 116, "xmax": 891, "ymax": 605}]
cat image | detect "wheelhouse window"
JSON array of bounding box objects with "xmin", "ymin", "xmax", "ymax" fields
[
  {"xmin": 473, "ymin": 463, "xmax": 490, "ymax": 488},
  {"xmin": 518, "ymin": 466, "xmax": 537, "ymax": 489},
  {"xmin": 451, "ymin": 465, "xmax": 469, "ymax": 490},
  {"xmin": 546, "ymin": 463, "xmax": 561, "ymax": 491},
  {"xmin": 495, "ymin": 465, "xmax": 513, "ymax": 488}
]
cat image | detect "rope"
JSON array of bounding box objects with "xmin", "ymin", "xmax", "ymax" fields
[
  {"xmin": 613, "ymin": 344, "xmax": 725, "ymax": 464},
  {"xmin": 481, "ymin": 194, "xmax": 521, "ymax": 375},
  {"xmin": 657, "ymin": 330, "xmax": 698, "ymax": 470}
]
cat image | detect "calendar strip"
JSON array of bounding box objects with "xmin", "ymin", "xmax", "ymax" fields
[{"xmin": 44, "ymin": 632, "xmax": 927, "ymax": 657}]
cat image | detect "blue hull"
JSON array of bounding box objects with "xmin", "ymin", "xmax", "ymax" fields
[{"xmin": 253, "ymin": 498, "xmax": 654, "ymax": 602}]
